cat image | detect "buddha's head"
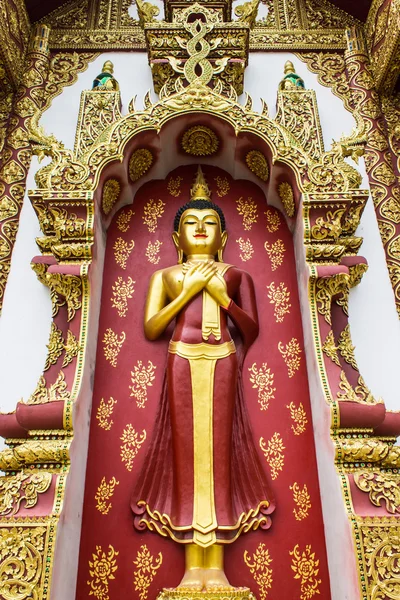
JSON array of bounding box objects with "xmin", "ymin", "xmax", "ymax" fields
[{"xmin": 173, "ymin": 167, "xmax": 227, "ymax": 263}]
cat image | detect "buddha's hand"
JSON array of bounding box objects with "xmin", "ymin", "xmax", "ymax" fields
[
  {"xmin": 206, "ymin": 273, "xmax": 230, "ymax": 308},
  {"xmin": 182, "ymin": 262, "xmax": 217, "ymax": 298}
]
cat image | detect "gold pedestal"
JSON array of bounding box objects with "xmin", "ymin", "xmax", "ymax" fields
[{"xmin": 157, "ymin": 588, "xmax": 256, "ymax": 600}]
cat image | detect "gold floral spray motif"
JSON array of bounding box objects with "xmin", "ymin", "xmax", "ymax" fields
[
  {"xmin": 243, "ymin": 542, "xmax": 273, "ymax": 600},
  {"xmin": 130, "ymin": 360, "xmax": 156, "ymax": 408},
  {"xmin": 87, "ymin": 544, "xmax": 119, "ymax": 599},
  {"xmin": 214, "ymin": 176, "xmax": 230, "ymax": 197},
  {"xmin": 290, "ymin": 483, "xmax": 311, "ymax": 521},
  {"xmin": 287, "ymin": 402, "xmax": 308, "ymax": 435},
  {"xmin": 95, "ymin": 477, "xmax": 120, "ymax": 515},
  {"xmin": 129, "ymin": 148, "xmax": 153, "ymax": 182},
  {"xmin": 264, "ymin": 240, "xmax": 286, "ymax": 271},
  {"xmin": 265, "ymin": 209, "xmax": 281, "ymax": 233},
  {"xmin": 102, "ymin": 179, "xmax": 120, "ymax": 215},
  {"xmin": 120, "ymin": 425, "xmax": 146, "ymax": 471},
  {"xmin": 114, "ymin": 237, "xmax": 135, "ymax": 269},
  {"xmin": 266, "ymin": 282, "xmax": 291, "ymax": 323},
  {"xmin": 236, "ymin": 197, "xmax": 258, "ymax": 230},
  {"xmin": 236, "ymin": 237, "xmax": 254, "ymax": 262},
  {"xmin": 278, "ymin": 338, "xmax": 301, "ymax": 377},
  {"xmin": 290, "ymin": 544, "xmax": 321, "ymax": 600},
  {"xmin": 116, "ymin": 209, "xmax": 134, "ymax": 232},
  {"xmin": 96, "ymin": 397, "xmax": 117, "ymax": 431},
  {"xmin": 167, "ymin": 175, "xmax": 183, "ymax": 197},
  {"xmin": 278, "ymin": 182, "xmax": 295, "ymax": 217},
  {"xmin": 146, "ymin": 240, "xmax": 163, "ymax": 264},
  {"xmin": 111, "ymin": 276, "xmax": 135, "ymax": 317},
  {"xmin": 133, "ymin": 545, "xmax": 163, "ymax": 600},
  {"xmin": 103, "ymin": 329, "xmax": 126, "ymax": 367},
  {"xmin": 143, "ymin": 199, "xmax": 166, "ymax": 232},
  {"xmin": 248, "ymin": 362, "xmax": 276, "ymax": 410},
  {"xmin": 260, "ymin": 433, "xmax": 285, "ymax": 480}
]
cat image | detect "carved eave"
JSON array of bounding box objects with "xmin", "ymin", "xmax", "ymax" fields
[{"xmin": 164, "ymin": 0, "xmax": 233, "ymax": 22}]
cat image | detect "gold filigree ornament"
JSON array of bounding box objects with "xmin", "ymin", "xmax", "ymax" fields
[
  {"xmin": 96, "ymin": 397, "xmax": 117, "ymax": 431},
  {"xmin": 129, "ymin": 149, "xmax": 153, "ymax": 182},
  {"xmin": 120, "ymin": 425, "xmax": 146, "ymax": 472},
  {"xmin": 354, "ymin": 473, "xmax": 400, "ymax": 514},
  {"xmin": 26, "ymin": 370, "xmax": 70, "ymax": 405},
  {"xmin": 0, "ymin": 472, "xmax": 52, "ymax": 516},
  {"xmin": 278, "ymin": 182, "xmax": 295, "ymax": 217},
  {"xmin": 236, "ymin": 197, "xmax": 258, "ymax": 231},
  {"xmin": 321, "ymin": 330, "xmax": 340, "ymax": 366},
  {"xmin": 249, "ymin": 362, "xmax": 276, "ymax": 411},
  {"xmin": 289, "ymin": 544, "xmax": 321, "ymax": 600},
  {"xmin": 116, "ymin": 209, "xmax": 134, "ymax": 232},
  {"xmin": 260, "ymin": 433, "xmax": 285, "ymax": 480},
  {"xmin": 87, "ymin": 544, "xmax": 119, "ymax": 599},
  {"xmin": 264, "ymin": 239, "xmax": 285, "ymax": 271},
  {"xmin": 44, "ymin": 322, "xmax": 64, "ymax": 371},
  {"xmin": 237, "ymin": 237, "xmax": 254, "ymax": 262},
  {"xmin": 214, "ymin": 176, "xmax": 230, "ymax": 197},
  {"xmin": 265, "ymin": 210, "xmax": 281, "ymax": 233},
  {"xmin": 143, "ymin": 199, "xmax": 166, "ymax": 233},
  {"xmin": 243, "ymin": 542, "xmax": 273, "ymax": 600},
  {"xmin": 111, "ymin": 276, "xmax": 135, "ymax": 317},
  {"xmin": 358, "ymin": 519, "xmax": 400, "ymax": 597},
  {"xmin": 62, "ymin": 330, "xmax": 81, "ymax": 368},
  {"xmin": 337, "ymin": 324, "xmax": 358, "ymax": 370},
  {"xmin": 266, "ymin": 282, "xmax": 291, "ymax": 323},
  {"xmin": 290, "ymin": 483, "xmax": 311, "ymax": 521},
  {"xmin": 245, "ymin": 150, "xmax": 269, "ymax": 182},
  {"xmin": 146, "ymin": 240, "xmax": 163, "ymax": 264},
  {"xmin": 95, "ymin": 476, "xmax": 120, "ymax": 515},
  {"xmin": 130, "ymin": 360, "xmax": 156, "ymax": 408},
  {"xmin": 133, "ymin": 544, "xmax": 163, "ymax": 600},
  {"xmin": 287, "ymin": 402, "xmax": 308, "ymax": 435},
  {"xmin": 167, "ymin": 176, "xmax": 183, "ymax": 197},
  {"xmin": 102, "ymin": 179, "xmax": 120, "ymax": 215},
  {"xmin": 114, "ymin": 237, "xmax": 135, "ymax": 269},
  {"xmin": 103, "ymin": 328, "xmax": 126, "ymax": 367},
  {"xmin": 181, "ymin": 125, "xmax": 219, "ymax": 156},
  {"xmin": 278, "ymin": 338, "xmax": 301, "ymax": 378}
]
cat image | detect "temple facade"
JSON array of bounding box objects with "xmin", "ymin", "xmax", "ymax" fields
[{"xmin": 0, "ymin": 1, "xmax": 400, "ymax": 599}]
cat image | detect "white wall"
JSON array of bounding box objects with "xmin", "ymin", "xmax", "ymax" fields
[{"xmin": 0, "ymin": 51, "xmax": 399, "ymax": 420}]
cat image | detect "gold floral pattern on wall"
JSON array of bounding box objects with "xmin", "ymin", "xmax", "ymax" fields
[
  {"xmin": 249, "ymin": 362, "xmax": 276, "ymax": 411},
  {"xmin": 236, "ymin": 197, "xmax": 258, "ymax": 230},
  {"xmin": 167, "ymin": 176, "xmax": 183, "ymax": 197},
  {"xmin": 102, "ymin": 179, "xmax": 120, "ymax": 215},
  {"xmin": 103, "ymin": 329, "xmax": 126, "ymax": 367},
  {"xmin": 130, "ymin": 360, "xmax": 156, "ymax": 408},
  {"xmin": 278, "ymin": 338, "xmax": 302, "ymax": 378},
  {"xmin": 290, "ymin": 483, "xmax": 311, "ymax": 521},
  {"xmin": 120, "ymin": 425, "xmax": 147, "ymax": 472},
  {"xmin": 243, "ymin": 542, "xmax": 273, "ymax": 600},
  {"xmin": 96, "ymin": 397, "xmax": 117, "ymax": 431},
  {"xmin": 87, "ymin": 544, "xmax": 118, "ymax": 599},
  {"xmin": 146, "ymin": 240, "xmax": 163, "ymax": 264},
  {"xmin": 143, "ymin": 199, "xmax": 166, "ymax": 232},
  {"xmin": 114, "ymin": 237, "xmax": 135, "ymax": 269},
  {"xmin": 278, "ymin": 182, "xmax": 295, "ymax": 217},
  {"xmin": 133, "ymin": 545, "xmax": 163, "ymax": 600},
  {"xmin": 111, "ymin": 276, "xmax": 135, "ymax": 317},
  {"xmin": 290, "ymin": 544, "xmax": 321, "ymax": 600},
  {"xmin": 236, "ymin": 237, "xmax": 254, "ymax": 262},
  {"xmin": 214, "ymin": 176, "xmax": 230, "ymax": 197},
  {"xmin": 95, "ymin": 477, "xmax": 120, "ymax": 515},
  {"xmin": 264, "ymin": 239, "xmax": 286, "ymax": 271},
  {"xmin": 260, "ymin": 433, "xmax": 285, "ymax": 480},
  {"xmin": 116, "ymin": 209, "xmax": 134, "ymax": 232},
  {"xmin": 265, "ymin": 209, "xmax": 281, "ymax": 233},
  {"xmin": 266, "ymin": 282, "xmax": 291, "ymax": 323},
  {"xmin": 287, "ymin": 402, "xmax": 308, "ymax": 435}
]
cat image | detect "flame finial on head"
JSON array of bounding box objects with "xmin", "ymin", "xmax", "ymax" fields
[{"xmin": 190, "ymin": 166, "xmax": 211, "ymax": 202}]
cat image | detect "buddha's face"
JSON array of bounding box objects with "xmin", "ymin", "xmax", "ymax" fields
[{"xmin": 173, "ymin": 208, "xmax": 227, "ymax": 258}]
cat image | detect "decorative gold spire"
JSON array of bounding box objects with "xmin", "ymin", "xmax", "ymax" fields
[{"xmin": 190, "ymin": 166, "xmax": 211, "ymax": 202}]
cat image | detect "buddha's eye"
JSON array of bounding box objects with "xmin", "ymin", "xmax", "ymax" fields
[
  {"xmin": 205, "ymin": 221, "xmax": 217, "ymax": 225},
  {"xmin": 184, "ymin": 220, "xmax": 196, "ymax": 225}
]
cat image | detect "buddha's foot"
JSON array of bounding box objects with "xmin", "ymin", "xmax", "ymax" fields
[
  {"xmin": 203, "ymin": 569, "xmax": 234, "ymax": 591},
  {"xmin": 178, "ymin": 568, "xmax": 203, "ymax": 591}
]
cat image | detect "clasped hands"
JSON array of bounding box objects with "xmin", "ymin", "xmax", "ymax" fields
[{"xmin": 182, "ymin": 261, "xmax": 230, "ymax": 308}]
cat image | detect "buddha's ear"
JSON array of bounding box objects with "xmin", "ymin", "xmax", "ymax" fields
[
  {"xmin": 221, "ymin": 230, "xmax": 228, "ymax": 249},
  {"xmin": 172, "ymin": 231, "xmax": 179, "ymax": 249}
]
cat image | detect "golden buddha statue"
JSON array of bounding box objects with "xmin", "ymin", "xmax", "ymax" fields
[{"xmin": 132, "ymin": 167, "xmax": 274, "ymax": 593}]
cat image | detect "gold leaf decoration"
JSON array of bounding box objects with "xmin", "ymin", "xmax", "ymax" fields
[
  {"xmin": 116, "ymin": 209, "xmax": 134, "ymax": 232},
  {"xmin": 248, "ymin": 362, "xmax": 276, "ymax": 411},
  {"xmin": 133, "ymin": 544, "xmax": 163, "ymax": 600},
  {"xmin": 278, "ymin": 182, "xmax": 295, "ymax": 217},
  {"xmin": 243, "ymin": 543, "xmax": 273, "ymax": 600},
  {"xmin": 260, "ymin": 433, "xmax": 285, "ymax": 480},
  {"xmin": 266, "ymin": 282, "xmax": 291, "ymax": 323},
  {"xmin": 236, "ymin": 197, "xmax": 258, "ymax": 230},
  {"xmin": 287, "ymin": 402, "xmax": 308, "ymax": 435},
  {"xmin": 337, "ymin": 324, "xmax": 358, "ymax": 370},
  {"xmin": 111, "ymin": 276, "xmax": 135, "ymax": 317},
  {"xmin": 290, "ymin": 483, "xmax": 311, "ymax": 521},
  {"xmin": 102, "ymin": 179, "xmax": 120, "ymax": 215},
  {"xmin": 265, "ymin": 209, "xmax": 281, "ymax": 233},
  {"xmin": 167, "ymin": 175, "xmax": 183, "ymax": 197},
  {"xmin": 95, "ymin": 476, "xmax": 120, "ymax": 515},
  {"xmin": 44, "ymin": 322, "xmax": 64, "ymax": 371},
  {"xmin": 290, "ymin": 544, "xmax": 321, "ymax": 600},
  {"xmin": 236, "ymin": 237, "xmax": 254, "ymax": 262},
  {"xmin": 62, "ymin": 330, "xmax": 81, "ymax": 368},
  {"xmin": 114, "ymin": 237, "xmax": 135, "ymax": 269},
  {"xmin": 358, "ymin": 520, "xmax": 400, "ymax": 596},
  {"xmin": 130, "ymin": 360, "xmax": 156, "ymax": 408},
  {"xmin": 354, "ymin": 473, "xmax": 400, "ymax": 514},
  {"xmin": 246, "ymin": 150, "xmax": 269, "ymax": 182},
  {"xmin": 129, "ymin": 148, "xmax": 153, "ymax": 182},
  {"xmin": 181, "ymin": 125, "xmax": 219, "ymax": 156},
  {"xmin": 264, "ymin": 239, "xmax": 286, "ymax": 271},
  {"xmin": 26, "ymin": 370, "xmax": 70, "ymax": 405},
  {"xmin": 120, "ymin": 425, "xmax": 146, "ymax": 471},
  {"xmin": 96, "ymin": 397, "xmax": 117, "ymax": 431},
  {"xmin": 103, "ymin": 328, "xmax": 126, "ymax": 367},
  {"xmin": 278, "ymin": 338, "xmax": 302, "ymax": 378},
  {"xmin": 214, "ymin": 176, "xmax": 230, "ymax": 197},
  {"xmin": 87, "ymin": 544, "xmax": 119, "ymax": 599},
  {"xmin": 321, "ymin": 330, "xmax": 340, "ymax": 366},
  {"xmin": 337, "ymin": 371, "xmax": 375, "ymax": 405},
  {"xmin": 145, "ymin": 240, "xmax": 163, "ymax": 264},
  {"xmin": 143, "ymin": 199, "xmax": 166, "ymax": 233},
  {"xmin": 0, "ymin": 472, "xmax": 52, "ymax": 517}
]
